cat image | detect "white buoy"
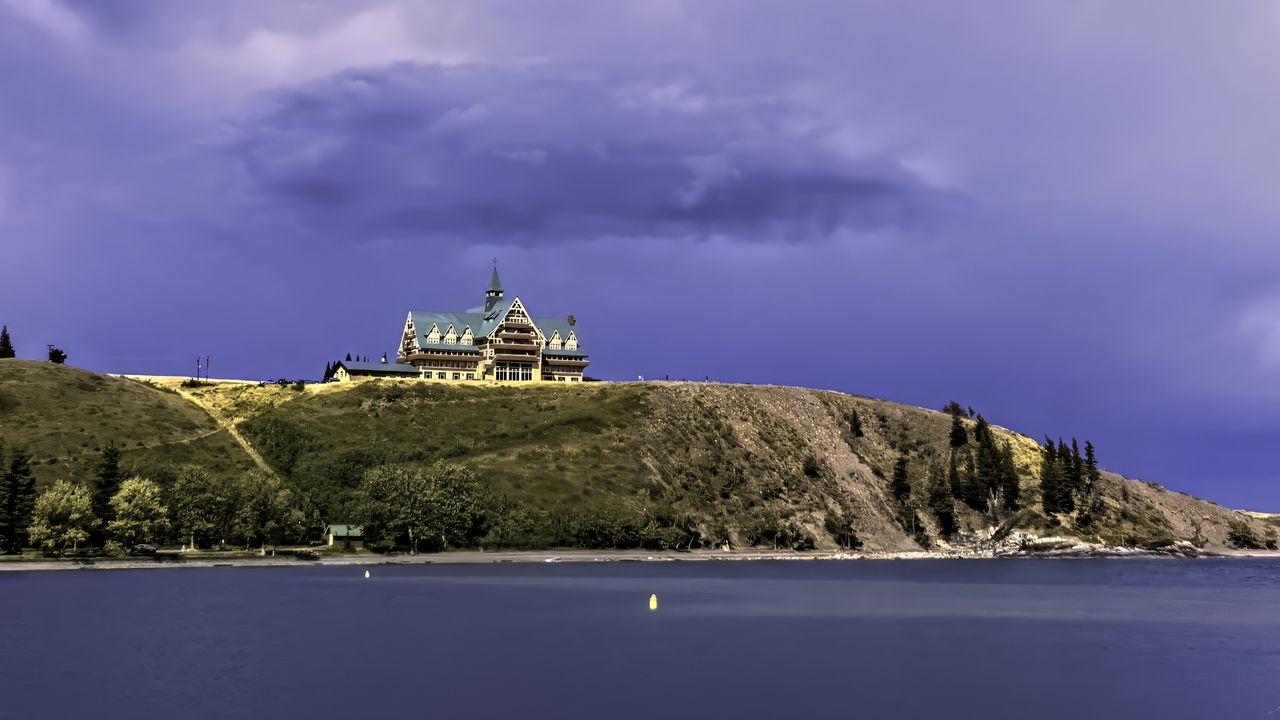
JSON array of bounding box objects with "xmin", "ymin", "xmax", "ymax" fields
[
  {"xmin": 364, "ymin": 569, "xmax": 370, "ymax": 579},
  {"xmin": 649, "ymin": 594, "xmax": 658, "ymax": 611}
]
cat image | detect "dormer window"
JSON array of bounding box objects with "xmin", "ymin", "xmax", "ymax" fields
[
  {"xmin": 565, "ymin": 332, "xmax": 578, "ymax": 350},
  {"xmin": 460, "ymin": 326, "xmax": 474, "ymax": 345},
  {"xmin": 548, "ymin": 331, "xmax": 562, "ymax": 350},
  {"xmin": 443, "ymin": 325, "xmax": 457, "ymax": 344},
  {"xmin": 425, "ymin": 324, "xmax": 441, "ymax": 344}
]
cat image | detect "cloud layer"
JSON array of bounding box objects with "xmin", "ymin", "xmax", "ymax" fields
[{"xmin": 221, "ymin": 63, "xmax": 952, "ymax": 244}]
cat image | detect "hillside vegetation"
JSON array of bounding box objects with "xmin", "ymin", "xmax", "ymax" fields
[{"xmin": 0, "ymin": 360, "xmax": 1271, "ymax": 553}]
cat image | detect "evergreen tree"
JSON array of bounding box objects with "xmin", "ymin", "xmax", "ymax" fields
[
  {"xmin": 47, "ymin": 346, "xmax": 66, "ymax": 364},
  {"xmin": 91, "ymin": 443, "xmax": 122, "ymax": 543},
  {"xmin": 345, "ymin": 353, "xmax": 352, "ymax": 362},
  {"xmin": 1084, "ymin": 441, "xmax": 1101, "ymax": 492},
  {"xmin": 949, "ymin": 411, "xmax": 968, "ymax": 448},
  {"xmin": 847, "ymin": 408, "xmax": 864, "ymax": 438},
  {"xmin": 890, "ymin": 456, "xmax": 911, "ymax": 505},
  {"xmin": 947, "ymin": 451, "xmax": 963, "ymax": 500},
  {"xmin": 1069, "ymin": 438, "xmax": 1084, "ymax": 497},
  {"xmin": 926, "ymin": 460, "xmax": 957, "ymax": 537},
  {"xmin": 0, "ymin": 325, "xmax": 13, "ymax": 358},
  {"xmin": 1040, "ymin": 437, "xmax": 1075, "ymax": 515},
  {"xmin": 961, "ymin": 451, "xmax": 987, "ymax": 511},
  {"xmin": 998, "ymin": 442, "xmax": 1020, "ymax": 510},
  {"xmin": 2, "ymin": 448, "xmax": 35, "ymax": 552}
]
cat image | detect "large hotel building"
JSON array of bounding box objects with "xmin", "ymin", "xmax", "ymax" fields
[{"xmin": 332, "ymin": 268, "xmax": 588, "ymax": 382}]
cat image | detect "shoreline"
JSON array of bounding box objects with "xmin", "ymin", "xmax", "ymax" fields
[{"xmin": 3, "ymin": 546, "xmax": 1279, "ymax": 573}]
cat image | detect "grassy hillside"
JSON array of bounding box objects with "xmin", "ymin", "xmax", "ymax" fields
[
  {"xmin": 0, "ymin": 360, "xmax": 1270, "ymax": 553},
  {"xmin": 0, "ymin": 361, "xmax": 257, "ymax": 487}
]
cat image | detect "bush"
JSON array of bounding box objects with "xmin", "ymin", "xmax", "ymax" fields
[{"xmin": 1225, "ymin": 519, "xmax": 1264, "ymax": 549}]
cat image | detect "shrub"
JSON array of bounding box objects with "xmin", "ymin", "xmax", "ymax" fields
[{"xmin": 1227, "ymin": 519, "xmax": 1265, "ymax": 550}]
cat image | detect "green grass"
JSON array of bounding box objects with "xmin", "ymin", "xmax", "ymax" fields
[{"xmin": 0, "ymin": 360, "xmax": 256, "ymax": 486}]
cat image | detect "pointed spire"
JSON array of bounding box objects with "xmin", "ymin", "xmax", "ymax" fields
[
  {"xmin": 487, "ymin": 263, "xmax": 504, "ymax": 296},
  {"xmin": 485, "ymin": 262, "xmax": 505, "ymax": 313}
]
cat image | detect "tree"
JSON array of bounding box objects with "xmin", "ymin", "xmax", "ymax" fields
[
  {"xmin": 227, "ymin": 471, "xmax": 303, "ymax": 549},
  {"xmin": 167, "ymin": 466, "xmax": 231, "ymax": 549},
  {"xmin": 998, "ymin": 442, "xmax": 1020, "ymax": 510},
  {"xmin": 91, "ymin": 443, "xmax": 123, "ymax": 542},
  {"xmin": 47, "ymin": 345, "xmax": 67, "ymax": 364},
  {"xmin": 890, "ymin": 455, "xmax": 911, "ymax": 505},
  {"xmin": 359, "ymin": 462, "xmax": 485, "ymax": 552},
  {"xmin": 948, "ymin": 411, "xmax": 968, "ymax": 449},
  {"xmin": 106, "ymin": 477, "xmax": 169, "ymax": 547},
  {"xmin": 1040, "ymin": 437, "xmax": 1074, "ymax": 515},
  {"xmin": 0, "ymin": 325, "xmax": 13, "ymax": 358},
  {"xmin": 27, "ymin": 481, "xmax": 96, "ymax": 554},
  {"xmin": 1, "ymin": 448, "xmax": 35, "ymax": 553},
  {"xmin": 926, "ymin": 460, "xmax": 957, "ymax": 537},
  {"xmin": 847, "ymin": 408, "xmax": 865, "ymax": 438},
  {"xmin": 345, "ymin": 353, "xmax": 352, "ymax": 362},
  {"xmin": 823, "ymin": 506, "xmax": 863, "ymax": 550}
]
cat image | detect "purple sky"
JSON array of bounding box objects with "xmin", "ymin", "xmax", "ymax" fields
[{"xmin": 2, "ymin": 1, "xmax": 1278, "ymax": 509}]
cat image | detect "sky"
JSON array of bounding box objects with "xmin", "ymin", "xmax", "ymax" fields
[{"xmin": 1, "ymin": 0, "xmax": 1278, "ymax": 509}]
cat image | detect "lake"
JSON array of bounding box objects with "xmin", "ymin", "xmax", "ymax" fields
[{"xmin": 2, "ymin": 558, "xmax": 1279, "ymax": 719}]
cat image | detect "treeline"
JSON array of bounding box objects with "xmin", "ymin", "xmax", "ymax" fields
[
  {"xmin": 0, "ymin": 438, "xmax": 701, "ymax": 555},
  {"xmin": 872, "ymin": 401, "xmax": 1108, "ymax": 543}
]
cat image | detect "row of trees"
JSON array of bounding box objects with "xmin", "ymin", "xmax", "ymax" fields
[
  {"xmin": 0, "ymin": 325, "xmax": 66, "ymax": 363},
  {"xmin": 880, "ymin": 403, "xmax": 1108, "ymax": 543},
  {"xmin": 1041, "ymin": 437, "xmax": 1102, "ymax": 519}
]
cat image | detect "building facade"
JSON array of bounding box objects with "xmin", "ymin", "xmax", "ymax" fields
[{"xmin": 394, "ymin": 268, "xmax": 589, "ymax": 382}]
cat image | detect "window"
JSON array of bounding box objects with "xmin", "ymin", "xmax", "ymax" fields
[
  {"xmin": 565, "ymin": 332, "xmax": 578, "ymax": 350},
  {"xmin": 437, "ymin": 372, "xmax": 446, "ymax": 379},
  {"xmin": 495, "ymin": 362, "xmax": 534, "ymax": 381},
  {"xmin": 466, "ymin": 372, "xmax": 475, "ymax": 380},
  {"xmin": 452, "ymin": 372, "xmax": 460, "ymax": 380}
]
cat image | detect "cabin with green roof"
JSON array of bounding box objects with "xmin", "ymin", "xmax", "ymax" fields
[{"xmin": 390, "ymin": 267, "xmax": 588, "ymax": 382}]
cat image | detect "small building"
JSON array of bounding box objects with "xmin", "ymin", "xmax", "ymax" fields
[
  {"xmin": 331, "ymin": 360, "xmax": 420, "ymax": 382},
  {"xmin": 325, "ymin": 524, "xmax": 364, "ymax": 548}
]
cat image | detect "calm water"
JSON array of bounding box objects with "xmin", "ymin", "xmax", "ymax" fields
[{"xmin": 3, "ymin": 559, "xmax": 1280, "ymax": 719}]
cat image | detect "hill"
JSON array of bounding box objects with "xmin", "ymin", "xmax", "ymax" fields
[
  {"xmin": 0, "ymin": 361, "xmax": 257, "ymax": 487},
  {"xmin": 0, "ymin": 360, "xmax": 1270, "ymax": 553}
]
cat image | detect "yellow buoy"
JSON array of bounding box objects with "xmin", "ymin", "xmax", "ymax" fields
[
  {"xmin": 364, "ymin": 569, "xmax": 370, "ymax": 579},
  {"xmin": 649, "ymin": 594, "xmax": 658, "ymax": 611}
]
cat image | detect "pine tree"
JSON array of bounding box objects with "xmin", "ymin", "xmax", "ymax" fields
[
  {"xmin": 1040, "ymin": 437, "xmax": 1061, "ymax": 515},
  {"xmin": 949, "ymin": 412, "xmax": 968, "ymax": 449},
  {"xmin": 948, "ymin": 450, "xmax": 963, "ymax": 500},
  {"xmin": 926, "ymin": 460, "xmax": 956, "ymax": 537},
  {"xmin": 3, "ymin": 448, "xmax": 35, "ymax": 552},
  {"xmin": 0, "ymin": 325, "xmax": 13, "ymax": 358},
  {"xmin": 345, "ymin": 353, "xmax": 352, "ymax": 362},
  {"xmin": 47, "ymin": 346, "xmax": 67, "ymax": 364},
  {"xmin": 1084, "ymin": 441, "xmax": 1101, "ymax": 491},
  {"xmin": 847, "ymin": 409, "xmax": 864, "ymax": 438},
  {"xmin": 1070, "ymin": 438, "xmax": 1084, "ymax": 497},
  {"xmin": 890, "ymin": 456, "xmax": 911, "ymax": 505},
  {"xmin": 91, "ymin": 443, "xmax": 122, "ymax": 543},
  {"xmin": 999, "ymin": 442, "xmax": 1020, "ymax": 510},
  {"xmin": 961, "ymin": 451, "xmax": 987, "ymax": 511}
]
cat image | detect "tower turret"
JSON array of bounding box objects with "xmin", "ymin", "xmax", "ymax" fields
[{"xmin": 485, "ymin": 265, "xmax": 504, "ymax": 313}]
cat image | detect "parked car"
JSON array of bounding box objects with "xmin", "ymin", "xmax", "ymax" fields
[{"xmin": 132, "ymin": 543, "xmax": 157, "ymax": 556}]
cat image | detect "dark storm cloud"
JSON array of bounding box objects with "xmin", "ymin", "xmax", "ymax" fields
[{"xmin": 221, "ymin": 63, "xmax": 953, "ymax": 244}]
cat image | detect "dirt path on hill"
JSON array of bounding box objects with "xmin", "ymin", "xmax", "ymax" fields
[{"xmin": 173, "ymin": 388, "xmax": 277, "ymax": 477}]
